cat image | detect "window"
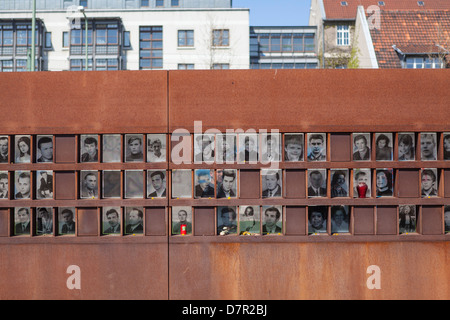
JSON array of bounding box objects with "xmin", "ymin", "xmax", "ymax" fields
[
  {"xmin": 417, "ymin": 1, "xmax": 425, "ymax": 6},
  {"xmin": 63, "ymin": 32, "xmax": 69, "ymax": 48},
  {"xmin": 254, "ymin": 33, "xmax": 316, "ymax": 54},
  {"xmin": 123, "ymin": 31, "xmax": 130, "ymax": 48},
  {"xmin": 0, "ymin": 25, "xmax": 13, "ymax": 46},
  {"xmin": 171, "ymin": 0, "xmax": 179, "ymax": 6},
  {"xmin": 212, "ymin": 63, "xmax": 229, "ymax": 69},
  {"xmin": 213, "ymin": 29, "xmax": 229, "ymax": 47},
  {"xmin": 337, "ymin": 25, "xmax": 350, "ymax": 46},
  {"xmin": 156, "ymin": 0, "xmax": 164, "ymax": 6},
  {"xmin": 141, "ymin": 0, "xmax": 149, "ymax": 6},
  {"xmin": 178, "ymin": 30, "xmax": 194, "ymax": 47},
  {"xmin": 140, "ymin": 26, "xmax": 163, "ymax": 70},
  {"xmin": 178, "ymin": 64, "xmax": 194, "ymax": 70},
  {"xmin": 80, "ymin": 0, "xmax": 88, "ymax": 8},
  {"xmin": 378, "ymin": 1, "xmax": 385, "ymax": 5},
  {"xmin": 45, "ymin": 32, "xmax": 52, "ymax": 49},
  {"xmin": 406, "ymin": 57, "xmax": 443, "ymax": 69},
  {"xmin": 95, "ymin": 59, "xmax": 119, "ymax": 71},
  {"xmin": 70, "ymin": 59, "xmax": 93, "ymax": 71}
]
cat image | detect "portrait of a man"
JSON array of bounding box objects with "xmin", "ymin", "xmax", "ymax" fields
[
  {"xmin": 284, "ymin": 133, "xmax": 304, "ymax": 162},
  {"xmin": 261, "ymin": 133, "xmax": 281, "ymax": 162},
  {"xmin": 103, "ymin": 207, "xmax": 121, "ymax": 235},
  {"xmin": 172, "ymin": 207, "xmax": 192, "ymax": 235},
  {"xmin": 36, "ymin": 135, "xmax": 53, "ymax": 163},
  {"xmin": 36, "ymin": 207, "xmax": 53, "ymax": 236},
  {"xmin": 125, "ymin": 134, "xmax": 144, "ymax": 162},
  {"xmin": 80, "ymin": 135, "xmax": 98, "ymax": 163},
  {"xmin": 217, "ymin": 206, "xmax": 237, "ymax": 235},
  {"xmin": 15, "ymin": 171, "xmax": 31, "ymax": 199},
  {"xmin": 262, "ymin": 206, "xmax": 283, "ymax": 235},
  {"xmin": 147, "ymin": 134, "xmax": 166, "ymax": 163},
  {"xmin": 308, "ymin": 169, "xmax": 327, "ymax": 197},
  {"xmin": 307, "ymin": 133, "xmax": 326, "ymax": 161},
  {"xmin": 194, "ymin": 134, "xmax": 215, "ymax": 163},
  {"xmin": 125, "ymin": 207, "xmax": 144, "ymax": 235},
  {"xmin": 420, "ymin": 133, "xmax": 437, "ymax": 161},
  {"xmin": 421, "ymin": 168, "xmax": 438, "ymax": 197},
  {"xmin": 216, "ymin": 169, "xmax": 237, "ymax": 199},
  {"xmin": 80, "ymin": 171, "xmax": 98, "ymax": 199},
  {"xmin": 15, "ymin": 207, "xmax": 31, "ymax": 236},
  {"xmin": 59, "ymin": 208, "xmax": 76, "ymax": 235},
  {"xmin": 0, "ymin": 172, "xmax": 8, "ymax": 199},
  {"xmin": 262, "ymin": 169, "xmax": 282, "ymax": 198},
  {"xmin": 0, "ymin": 136, "xmax": 8, "ymax": 163},
  {"xmin": 147, "ymin": 170, "xmax": 166, "ymax": 198},
  {"xmin": 238, "ymin": 133, "xmax": 258, "ymax": 163},
  {"xmin": 216, "ymin": 133, "xmax": 236, "ymax": 164},
  {"xmin": 194, "ymin": 169, "xmax": 215, "ymax": 198},
  {"xmin": 37, "ymin": 170, "xmax": 53, "ymax": 199}
]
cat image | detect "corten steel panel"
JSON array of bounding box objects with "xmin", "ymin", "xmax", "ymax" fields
[
  {"xmin": 145, "ymin": 207, "xmax": 167, "ymax": 236},
  {"xmin": 330, "ymin": 133, "xmax": 351, "ymax": 162},
  {"xmin": 239, "ymin": 170, "xmax": 260, "ymax": 199},
  {"xmin": 0, "ymin": 242, "xmax": 168, "ymax": 300},
  {"xmin": 0, "ymin": 209, "xmax": 9, "ymax": 237},
  {"xmin": 354, "ymin": 206, "xmax": 375, "ymax": 235},
  {"xmin": 376, "ymin": 206, "xmax": 397, "ymax": 235},
  {"xmin": 54, "ymin": 171, "xmax": 76, "ymax": 200},
  {"xmin": 444, "ymin": 170, "xmax": 450, "ymax": 198},
  {"xmin": 78, "ymin": 208, "xmax": 98, "ymax": 236},
  {"xmin": 0, "ymin": 71, "xmax": 168, "ymax": 134},
  {"xmin": 398, "ymin": 170, "xmax": 420, "ymax": 198},
  {"xmin": 168, "ymin": 70, "xmax": 450, "ymax": 132},
  {"xmin": 422, "ymin": 206, "xmax": 443, "ymax": 235},
  {"xmin": 285, "ymin": 206, "xmax": 306, "ymax": 235},
  {"xmin": 194, "ymin": 207, "xmax": 215, "ymax": 236},
  {"xmin": 55, "ymin": 135, "xmax": 76, "ymax": 164},
  {"xmin": 169, "ymin": 241, "xmax": 450, "ymax": 300},
  {"xmin": 285, "ymin": 170, "xmax": 306, "ymax": 199}
]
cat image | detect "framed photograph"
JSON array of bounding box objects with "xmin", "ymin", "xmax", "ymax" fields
[
  {"xmin": 102, "ymin": 134, "xmax": 121, "ymax": 163},
  {"xmin": 376, "ymin": 168, "xmax": 394, "ymax": 197},
  {"xmin": 444, "ymin": 133, "xmax": 450, "ymax": 161},
  {"xmin": 215, "ymin": 133, "xmax": 236, "ymax": 164},
  {"xmin": 171, "ymin": 169, "xmax": 192, "ymax": 199},
  {"xmin": 239, "ymin": 205, "xmax": 260, "ymax": 235},
  {"xmin": 353, "ymin": 169, "xmax": 371, "ymax": 198},
  {"xmin": 421, "ymin": 168, "xmax": 438, "ymax": 197},
  {"xmin": 194, "ymin": 169, "xmax": 215, "ymax": 198},
  {"xmin": 171, "ymin": 206, "xmax": 192, "ymax": 235},
  {"xmin": 262, "ymin": 205, "xmax": 283, "ymax": 235},
  {"xmin": 331, "ymin": 205, "xmax": 349, "ymax": 234},
  {"xmin": 0, "ymin": 171, "xmax": 8, "ymax": 199},
  {"xmin": 217, "ymin": 206, "xmax": 238, "ymax": 235},
  {"xmin": 420, "ymin": 132, "xmax": 437, "ymax": 161},
  {"xmin": 36, "ymin": 207, "xmax": 53, "ymax": 236},
  {"xmin": 14, "ymin": 170, "xmax": 31, "ymax": 199},
  {"xmin": 307, "ymin": 133, "xmax": 326, "ymax": 161},
  {"xmin": 14, "ymin": 207, "xmax": 31, "ymax": 236},
  {"xmin": 238, "ymin": 133, "xmax": 258, "ymax": 163},
  {"xmin": 216, "ymin": 169, "xmax": 237, "ymax": 199},
  {"xmin": 36, "ymin": 135, "xmax": 53, "ymax": 163},
  {"xmin": 147, "ymin": 170, "xmax": 167, "ymax": 198},
  {"xmin": 352, "ymin": 133, "xmax": 370, "ymax": 161},
  {"xmin": 375, "ymin": 133, "xmax": 393, "ymax": 161},
  {"xmin": 307, "ymin": 169, "xmax": 327, "ymax": 197},
  {"xmin": 147, "ymin": 134, "xmax": 166, "ymax": 163},
  {"xmin": 80, "ymin": 134, "xmax": 99, "ymax": 163},
  {"xmin": 399, "ymin": 205, "xmax": 416, "ymax": 234},
  {"xmin": 260, "ymin": 133, "xmax": 281, "ymax": 162},
  {"xmin": 398, "ymin": 133, "xmax": 415, "ymax": 161},
  {"xmin": 124, "ymin": 134, "xmax": 144, "ymax": 162},
  {"xmin": 58, "ymin": 207, "xmax": 76, "ymax": 235},
  {"xmin": 124, "ymin": 207, "xmax": 144, "ymax": 235},
  {"xmin": 36, "ymin": 170, "xmax": 53, "ymax": 199},
  {"xmin": 261, "ymin": 169, "xmax": 282, "ymax": 198},
  {"xmin": 194, "ymin": 133, "xmax": 215, "ymax": 163},
  {"xmin": 80, "ymin": 170, "xmax": 98, "ymax": 199},
  {"xmin": 14, "ymin": 135, "xmax": 31, "ymax": 163},
  {"xmin": 124, "ymin": 170, "xmax": 144, "ymax": 199},
  {"xmin": 444, "ymin": 205, "xmax": 450, "ymax": 234},
  {"xmin": 308, "ymin": 206, "xmax": 327, "ymax": 234},
  {"xmin": 330, "ymin": 169, "xmax": 349, "ymax": 198},
  {"xmin": 102, "ymin": 170, "xmax": 121, "ymax": 198},
  {"xmin": 284, "ymin": 133, "xmax": 304, "ymax": 162},
  {"xmin": 102, "ymin": 207, "xmax": 121, "ymax": 235},
  {"xmin": 0, "ymin": 135, "xmax": 8, "ymax": 163}
]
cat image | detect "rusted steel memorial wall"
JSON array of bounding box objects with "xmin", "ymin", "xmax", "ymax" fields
[{"xmin": 0, "ymin": 70, "xmax": 448, "ymax": 300}]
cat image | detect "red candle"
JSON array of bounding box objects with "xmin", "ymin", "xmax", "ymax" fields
[{"xmin": 357, "ymin": 182, "xmax": 368, "ymax": 198}]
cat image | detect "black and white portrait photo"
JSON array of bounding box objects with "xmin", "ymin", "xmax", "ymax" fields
[
  {"xmin": 217, "ymin": 206, "xmax": 238, "ymax": 235},
  {"xmin": 80, "ymin": 135, "xmax": 99, "ymax": 163},
  {"xmin": 261, "ymin": 169, "xmax": 282, "ymax": 198},
  {"xmin": 261, "ymin": 133, "xmax": 281, "ymax": 162},
  {"xmin": 444, "ymin": 206, "xmax": 450, "ymax": 234},
  {"xmin": 375, "ymin": 133, "xmax": 393, "ymax": 161},
  {"xmin": 171, "ymin": 169, "xmax": 192, "ymax": 199},
  {"xmin": 14, "ymin": 207, "xmax": 31, "ymax": 236},
  {"xmin": 194, "ymin": 134, "xmax": 215, "ymax": 163},
  {"xmin": 147, "ymin": 170, "xmax": 167, "ymax": 198},
  {"xmin": 102, "ymin": 134, "xmax": 121, "ymax": 163},
  {"xmin": 0, "ymin": 136, "xmax": 8, "ymax": 163},
  {"xmin": 331, "ymin": 205, "xmax": 349, "ymax": 234},
  {"xmin": 216, "ymin": 169, "xmax": 237, "ymax": 199},
  {"xmin": 58, "ymin": 207, "xmax": 76, "ymax": 235},
  {"xmin": 15, "ymin": 170, "xmax": 31, "ymax": 199},
  {"xmin": 124, "ymin": 170, "xmax": 144, "ymax": 199},
  {"xmin": 421, "ymin": 168, "xmax": 438, "ymax": 197},
  {"xmin": 36, "ymin": 135, "xmax": 53, "ymax": 163},
  {"xmin": 215, "ymin": 133, "xmax": 236, "ymax": 164},
  {"xmin": 36, "ymin": 170, "xmax": 53, "ymax": 199},
  {"xmin": 353, "ymin": 168, "xmax": 371, "ymax": 198},
  {"xmin": 262, "ymin": 205, "xmax": 283, "ymax": 235},
  {"xmin": 125, "ymin": 207, "xmax": 144, "ymax": 235},
  {"xmin": 15, "ymin": 135, "xmax": 31, "ymax": 163},
  {"xmin": 36, "ymin": 207, "xmax": 53, "ymax": 236},
  {"xmin": 80, "ymin": 170, "xmax": 98, "ymax": 199},
  {"xmin": 238, "ymin": 133, "xmax": 258, "ymax": 163},
  {"xmin": 352, "ymin": 133, "xmax": 370, "ymax": 161},
  {"xmin": 444, "ymin": 133, "xmax": 450, "ymax": 161},
  {"xmin": 102, "ymin": 207, "xmax": 121, "ymax": 235},
  {"xmin": 420, "ymin": 133, "xmax": 437, "ymax": 161},
  {"xmin": 398, "ymin": 133, "xmax": 415, "ymax": 161},
  {"xmin": 172, "ymin": 206, "xmax": 192, "ymax": 235},
  {"xmin": 239, "ymin": 206, "xmax": 260, "ymax": 235},
  {"xmin": 308, "ymin": 169, "xmax": 327, "ymax": 197},
  {"xmin": 307, "ymin": 133, "xmax": 326, "ymax": 162},
  {"xmin": 147, "ymin": 134, "xmax": 166, "ymax": 163},
  {"xmin": 330, "ymin": 169, "xmax": 349, "ymax": 198},
  {"xmin": 308, "ymin": 206, "xmax": 327, "ymax": 234},
  {"xmin": 194, "ymin": 169, "xmax": 215, "ymax": 198},
  {"xmin": 376, "ymin": 168, "xmax": 393, "ymax": 197},
  {"xmin": 399, "ymin": 205, "xmax": 416, "ymax": 234},
  {"xmin": 284, "ymin": 133, "xmax": 304, "ymax": 162},
  {"xmin": 125, "ymin": 134, "xmax": 144, "ymax": 162},
  {"xmin": 0, "ymin": 171, "xmax": 8, "ymax": 199},
  {"xmin": 102, "ymin": 170, "xmax": 121, "ymax": 198}
]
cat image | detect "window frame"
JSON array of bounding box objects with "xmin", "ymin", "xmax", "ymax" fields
[
  {"xmin": 212, "ymin": 29, "xmax": 230, "ymax": 47},
  {"xmin": 177, "ymin": 30, "xmax": 194, "ymax": 47},
  {"xmin": 336, "ymin": 25, "xmax": 350, "ymax": 46}
]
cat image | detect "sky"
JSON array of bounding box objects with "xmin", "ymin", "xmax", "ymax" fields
[{"xmin": 232, "ymin": 0, "xmax": 312, "ymax": 26}]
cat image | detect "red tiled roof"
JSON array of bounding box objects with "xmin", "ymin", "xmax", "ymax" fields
[
  {"xmin": 323, "ymin": 0, "xmax": 450, "ymax": 20},
  {"xmin": 368, "ymin": 10, "xmax": 450, "ymax": 68}
]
